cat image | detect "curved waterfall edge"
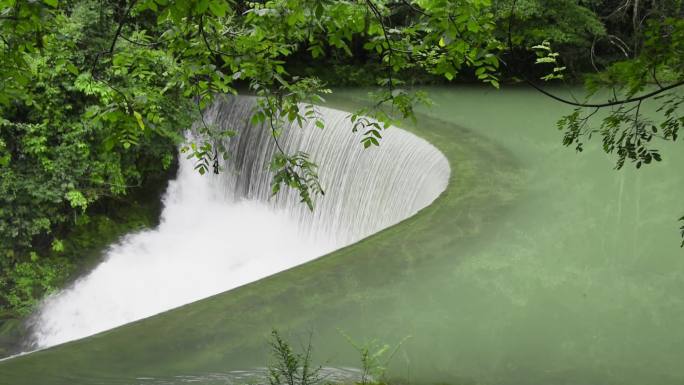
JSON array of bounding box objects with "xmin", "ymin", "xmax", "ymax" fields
[{"xmin": 20, "ymin": 96, "xmax": 451, "ymax": 351}]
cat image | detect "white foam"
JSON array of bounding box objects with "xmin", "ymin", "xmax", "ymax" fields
[{"xmin": 30, "ymin": 97, "xmax": 450, "ymax": 348}]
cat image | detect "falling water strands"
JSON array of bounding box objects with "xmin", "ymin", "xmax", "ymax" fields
[
  {"xmin": 205, "ymin": 96, "xmax": 450, "ymax": 245},
  {"xmin": 29, "ymin": 96, "xmax": 450, "ymax": 349}
]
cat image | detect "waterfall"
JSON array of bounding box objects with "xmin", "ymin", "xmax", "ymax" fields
[{"xmin": 29, "ymin": 96, "xmax": 450, "ymax": 349}]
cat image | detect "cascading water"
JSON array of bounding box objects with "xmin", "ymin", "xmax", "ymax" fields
[{"xmin": 29, "ymin": 96, "xmax": 450, "ymax": 349}]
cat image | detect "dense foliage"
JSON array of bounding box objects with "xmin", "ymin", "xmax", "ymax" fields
[
  {"xmin": 0, "ymin": 0, "xmax": 193, "ymax": 314},
  {"xmin": 0, "ymin": 0, "xmax": 682, "ymax": 315}
]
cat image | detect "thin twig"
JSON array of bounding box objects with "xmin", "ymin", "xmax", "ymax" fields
[
  {"xmin": 365, "ymin": 0, "xmax": 394, "ymax": 93},
  {"xmin": 108, "ymin": 0, "xmax": 138, "ymax": 56}
]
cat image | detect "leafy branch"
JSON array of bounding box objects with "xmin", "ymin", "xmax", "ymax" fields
[
  {"xmin": 251, "ymin": 77, "xmax": 329, "ymax": 210},
  {"xmin": 270, "ymin": 151, "xmax": 324, "ymax": 211},
  {"xmin": 505, "ymin": 0, "xmax": 684, "ymax": 245},
  {"xmin": 339, "ymin": 329, "xmax": 411, "ymax": 385},
  {"xmin": 268, "ymin": 329, "xmax": 322, "ymax": 385}
]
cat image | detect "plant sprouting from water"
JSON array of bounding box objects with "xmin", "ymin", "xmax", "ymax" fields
[
  {"xmin": 339, "ymin": 330, "xmax": 411, "ymax": 385},
  {"xmin": 268, "ymin": 329, "xmax": 323, "ymax": 385}
]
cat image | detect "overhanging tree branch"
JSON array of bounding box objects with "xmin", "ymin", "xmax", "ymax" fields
[{"xmin": 505, "ymin": 0, "xmax": 684, "ymax": 108}]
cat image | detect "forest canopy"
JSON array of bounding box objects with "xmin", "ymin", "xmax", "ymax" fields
[{"xmin": 0, "ymin": 0, "xmax": 682, "ymax": 315}]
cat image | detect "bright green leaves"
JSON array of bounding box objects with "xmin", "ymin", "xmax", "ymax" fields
[
  {"xmin": 331, "ymin": 0, "xmax": 500, "ymax": 136},
  {"xmin": 0, "ymin": 0, "xmax": 194, "ymax": 314},
  {"xmin": 411, "ymin": 0, "xmax": 500, "ymax": 86},
  {"xmin": 65, "ymin": 191, "xmax": 88, "ymax": 212},
  {"xmin": 74, "ymin": 73, "xmax": 112, "ymax": 101},
  {"xmin": 208, "ymin": 0, "xmax": 228, "ymax": 17},
  {"xmin": 43, "ymin": 0, "xmax": 58, "ymax": 7},
  {"xmin": 51, "ymin": 239, "xmax": 64, "ymax": 253},
  {"xmin": 0, "ymin": 259, "xmax": 66, "ymax": 315},
  {"xmin": 478, "ymin": 53, "xmax": 500, "ymax": 88},
  {"xmin": 0, "ymin": 138, "xmax": 9, "ymax": 167},
  {"xmin": 193, "ymin": 0, "xmax": 210, "ymax": 14},
  {"xmin": 531, "ymin": 40, "xmax": 565, "ymax": 81},
  {"xmin": 133, "ymin": 111, "xmax": 145, "ymax": 130},
  {"xmin": 74, "ymin": 71, "xmax": 146, "ymax": 151}
]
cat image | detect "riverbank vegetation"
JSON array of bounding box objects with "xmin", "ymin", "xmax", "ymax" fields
[
  {"xmin": 1, "ymin": 0, "xmax": 682, "ymax": 318},
  {"xmin": 268, "ymin": 329, "xmax": 406, "ymax": 385}
]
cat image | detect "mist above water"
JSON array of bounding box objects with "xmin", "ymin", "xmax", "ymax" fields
[{"xmin": 30, "ymin": 97, "xmax": 450, "ymax": 348}]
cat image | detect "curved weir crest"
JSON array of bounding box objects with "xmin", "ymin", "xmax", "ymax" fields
[{"xmin": 29, "ymin": 96, "xmax": 450, "ymax": 348}]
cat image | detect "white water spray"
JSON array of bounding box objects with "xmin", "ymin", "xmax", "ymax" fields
[{"xmin": 30, "ymin": 97, "xmax": 450, "ymax": 348}]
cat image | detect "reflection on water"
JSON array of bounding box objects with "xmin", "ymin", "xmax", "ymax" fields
[{"xmin": 134, "ymin": 367, "xmax": 363, "ymax": 385}]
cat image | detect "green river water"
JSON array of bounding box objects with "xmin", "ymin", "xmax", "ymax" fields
[{"xmin": 1, "ymin": 86, "xmax": 682, "ymax": 385}]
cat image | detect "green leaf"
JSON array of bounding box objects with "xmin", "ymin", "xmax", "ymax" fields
[
  {"xmin": 208, "ymin": 0, "xmax": 228, "ymax": 17},
  {"xmin": 51, "ymin": 239, "xmax": 64, "ymax": 253},
  {"xmin": 195, "ymin": 0, "xmax": 210, "ymax": 13},
  {"xmin": 65, "ymin": 191, "xmax": 88, "ymax": 211},
  {"xmin": 133, "ymin": 111, "xmax": 145, "ymax": 129},
  {"xmin": 65, "ymin": 62, "xmax": 79, "ymax": 75},
  {"xmin": 43, "ymin": 0, "xmax": 58, "ymax": 7}
]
